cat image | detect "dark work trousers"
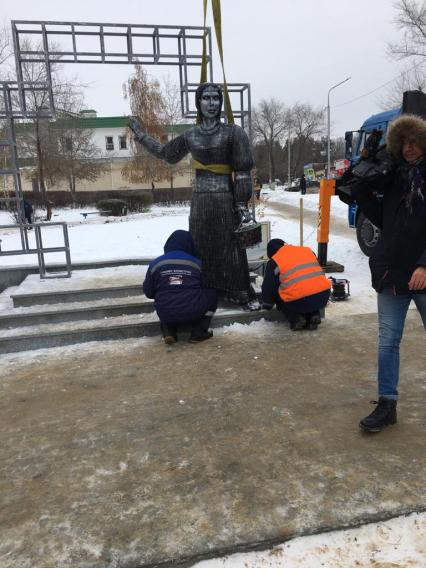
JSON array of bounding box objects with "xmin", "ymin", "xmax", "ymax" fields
[
  {"xmin": 276, "ymin": 289, "xmax": 330, "ymax": 324},
  {"xmin": 160, "ymin": 288, "xmax": 218, "ymax": 337}
]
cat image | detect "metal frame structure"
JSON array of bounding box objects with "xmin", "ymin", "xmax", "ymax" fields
[
  {"xmin": 11, "ymin": 20, "xmax": 251, "ymax": 129},
  {"xmin": 183, "ymin": 81, "xmax": 251, "ymax": 139},
  {"xmin": 0, "ymin": 81, "xmax": 72, "ymax": 278},
  {"xmin": 1, "ymin": 19, "xmax": 252, "ymax": 279}
]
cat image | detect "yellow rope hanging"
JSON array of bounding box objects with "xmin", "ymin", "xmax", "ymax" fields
[
  {"xmin": 200, "ymin": 0, "xmax": 208, "ymax": 85},
  {"xmin": 199, "ymin": 0, "xmax": 234, "ymax": 124}
]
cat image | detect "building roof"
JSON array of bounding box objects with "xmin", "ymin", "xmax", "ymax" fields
[{"xmin": 16, "ymin": 115, "xmax": 193, "ymax": 133}]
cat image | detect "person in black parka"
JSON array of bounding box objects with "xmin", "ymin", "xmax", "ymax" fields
[
  {"xmin": 336, "ymin": 114, "xmax": 426, "ymax": 433},
  {"xmin": 143, "ymin": 230, "xmax": 218, "ymax": 344},
  {"xmin": 23, "ymin": 199, "xmax": 33, "ymax": 225},
  {"xmin": 299, "ymin": 174, "xmax": 307, "ymax": 195}
]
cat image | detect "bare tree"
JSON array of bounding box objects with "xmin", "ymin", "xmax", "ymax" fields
[
  {"xmin": 15, "ymin": 39, "xmax": 84, "ymax": 204},
  {"xmin": 0, "ymin": 20, "xmax": 12, "ymax": 72},
  {"xmin": 122, "ymin": 65, "xmax": 171, "ymax": 186},
  {"xmin": 159, "ymin": 75, "xmax": 189, "ymax": 189},
  {"xmin": 389, "ymin": 0, "xmax": 426, "ymax": 60},
  {"xmin": 289, "ymin": 103, "xmax": 325, "ymax": 176},
  {"xmin": 252, "ymin": 98, "xmax": 290, "ymax": 182},
  {"xmin": 378, "ymin": 62, "xmax": 426, "ymax": 109},
  {"xmin": 41, "ymin": 122, "xmax": 107, "ymax": 199}
]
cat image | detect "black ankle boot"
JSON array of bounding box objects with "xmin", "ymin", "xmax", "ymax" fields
[
  {"xmin": 359, "ymin": 397, "xmax": 397, "ymax": 432},
  {"xmin": 190, "ymin": 315, "xmax": 213, "ymax": 343},
  {"xmin": 290, "ymin": 314, "xmax": 306, "ymax": 331},
  {"xmin": 161, "ymin": 322, "xmax": 177, "ymax": 345},
  {"xmin": 189, "ymin": 329, "xmax": 213, "ymax": 343}
]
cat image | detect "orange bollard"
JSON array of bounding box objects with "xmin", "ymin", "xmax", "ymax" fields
[{"xmin": 317, "ymin": 178, "xmax": 336, "ymax": 266}]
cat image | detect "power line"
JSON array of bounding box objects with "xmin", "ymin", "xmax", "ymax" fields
[{"xmin": 332, "ymin": 58, "xmax": 426, "ymax": 109}]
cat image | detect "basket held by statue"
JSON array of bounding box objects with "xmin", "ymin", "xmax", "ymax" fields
[{"xmin": 234, "ymin": 221, "xmax": 262, "ymax": 249}]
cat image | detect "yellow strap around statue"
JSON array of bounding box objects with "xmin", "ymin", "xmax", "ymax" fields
[
  {"xmin": 193, "ymin": 160, "xmax": 232, "ymax": 175},
  {"xmin": 199, "ymin": 0, "xmax": 234, "ymax": 125}
]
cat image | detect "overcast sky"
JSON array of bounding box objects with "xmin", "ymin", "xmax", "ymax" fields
[{"xmin": 0, "ymin": 0, "xmax": 415, "ymax": 136}]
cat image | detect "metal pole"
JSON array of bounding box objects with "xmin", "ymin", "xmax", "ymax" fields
[
  {"xmin": 327, "ymin": 94, "xmax": 331, "ymax": 179},
  {"xmin": 327, "ymin": 77, "xmax": 351, "ymax": 179},
  {"xmin": 287, "ymin": 127, "xmax": 291, "ymax": 188}
]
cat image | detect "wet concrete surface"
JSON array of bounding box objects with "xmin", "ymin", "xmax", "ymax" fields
[{"xmin": 0, "ymin": 312, "xmax": 425, "ymax": 567}]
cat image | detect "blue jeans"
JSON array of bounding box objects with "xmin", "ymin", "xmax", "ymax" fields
[{"xmin": 377, "ymin": 289, "xmax": 426, "ymax": 400}]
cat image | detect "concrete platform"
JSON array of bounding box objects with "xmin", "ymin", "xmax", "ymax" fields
[
  {"xmin": 9, "ymin": 266, "xmax": 259, "ymax": 307},
  {"xmin": 0, "ymin": 266, "xmax": 268, "ymax": 353},
  {"xmin": 0, "ymin": 311, "xmax": 425, "ymax": 567}
]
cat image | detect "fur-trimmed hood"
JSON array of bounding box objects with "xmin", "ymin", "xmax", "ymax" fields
[{"xmin": 386, "ymin": 114, "xmax": 426, "ymax": 160}]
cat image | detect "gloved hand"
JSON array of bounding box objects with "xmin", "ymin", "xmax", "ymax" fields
[
  {"xmin": 335, "ymin": 167, "xmax": 354, "ymax": 188},
  {"xmin": 128, "ymin": 116, "xmax": 145, "ymax": 141},
  {"xmin": 235, "ymin": 203, "xmax": 253, "ymax": 224}
]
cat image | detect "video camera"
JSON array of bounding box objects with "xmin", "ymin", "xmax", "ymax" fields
[{"xmin": 336, "ymin": 130, "xmax": 395, "ymax": 203}]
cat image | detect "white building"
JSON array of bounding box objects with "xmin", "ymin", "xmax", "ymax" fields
[{"xmin": 16, "ymin": 110, "xmax": 193, "ymax": 193}]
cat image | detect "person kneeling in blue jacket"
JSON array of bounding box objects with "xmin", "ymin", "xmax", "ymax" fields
[{"xmin": 143, "ymin": 230, "xmax": 218, "ymax": 344}]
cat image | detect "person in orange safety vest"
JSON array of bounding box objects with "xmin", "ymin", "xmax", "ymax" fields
[{"xmin": 261, "ymin": 239, "xmax": 331, "ymax": 330}]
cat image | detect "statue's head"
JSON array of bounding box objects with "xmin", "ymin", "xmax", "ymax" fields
[{"xmin": 195, "ymin": 82, "xmax": 223, "ymax": 122}]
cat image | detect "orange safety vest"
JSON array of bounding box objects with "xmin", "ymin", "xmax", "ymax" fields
[{"xmin": 272, "ymin": 245, "xmax": 331, "ymax": 302}]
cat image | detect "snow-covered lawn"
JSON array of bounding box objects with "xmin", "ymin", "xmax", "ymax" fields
[
  {"xmin": 0, "ymin": 205, "xmax": 191, "ymax": 266},
  {"xmin": 1, "ymin": 197, "xmax": 424, "ymax": 566}
]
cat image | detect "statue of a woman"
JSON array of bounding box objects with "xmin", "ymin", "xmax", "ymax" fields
[{"xmin": 129, "ymin": 82, "xmax": 258, "ymax": 308}]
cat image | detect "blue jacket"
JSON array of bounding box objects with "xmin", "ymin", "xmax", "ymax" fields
[{"xmin": 143, "ymin": 230, "xmax": 209, "ymax": 323}]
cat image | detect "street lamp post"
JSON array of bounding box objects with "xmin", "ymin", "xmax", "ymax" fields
[
  {"xmin": 327, "ymin": 77, "xmax": 351, "ymax": 178},
  {"xmin": 287, "ymin": 126, "xmax": 291, "ymax": 188}
]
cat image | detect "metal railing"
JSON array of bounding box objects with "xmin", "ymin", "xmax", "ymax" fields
[{"xmin": 0, "ymin": 221, "xmax": 72, "ymax": 278}]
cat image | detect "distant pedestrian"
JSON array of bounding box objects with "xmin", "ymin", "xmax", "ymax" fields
[
  {"xmin": 23, "ymin": 199, "xmax": 33, "ymax": 226},
  {"xmin": 46, "ymin": 200, "xmax": 53, "ymax": 221},
  {"xmin": 261, "ymin": 238, "xmax": 331, "ymax": 330},
  {"xmin": 300, "ymin": 174, "xmax": 307, "ymax": 195},
  {"xmin": 143, "ymin": 230, "xmax": 218, "ymax": 344}
]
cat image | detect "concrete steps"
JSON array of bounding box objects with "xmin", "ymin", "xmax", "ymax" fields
[
  {"xmin": 11, "ymin": 284, "xmax": 144, "ymax": 307},
  {"xmin": 0, "ymin": 307, "xmax": 278, "ymax": 355},
  {"xmin": 0, "ymin": 265, "xmax": 277, "ymax": 355},
  {"xmin": 0, "ymin": 297, "xmax": 153, "ymax": 328}
]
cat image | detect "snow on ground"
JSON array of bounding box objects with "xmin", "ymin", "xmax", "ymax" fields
[
  {"xmin": 1, "ymin": 198, "xmax": 424, "ymax": 566},
  {"xmin": 195, "ymin": 511, "xmax": 426, "ymax": 568},
  {"xmin": 0, "ymin": 205, "xmax": 190, "ymax": 267},
  {"xmin": 0, "ymin": 320, "xmax": 424, "ymax": 567},
  {"xmin": 262, "ymin": 184, "xmax": 350, "ymax": 220},
  {"xmin": 260, "ymin": 189, "xmax": 377, "ymax": 315}
]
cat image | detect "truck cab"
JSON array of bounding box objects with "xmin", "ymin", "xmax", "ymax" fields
[{"xmin": 344, "ymin": 108, "xmax": 400, "ymax": 255}]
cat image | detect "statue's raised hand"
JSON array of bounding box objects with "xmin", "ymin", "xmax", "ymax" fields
[{"xmin": 128, "ymin": 116, "xmax": 145, "ymax": 141}]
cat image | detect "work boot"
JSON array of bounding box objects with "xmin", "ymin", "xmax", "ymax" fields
[
  {"xmin": 189, "ymin": 329, "xmax": 213, "ymax": 343},
  {"xmin": 189, "ymin": 315, "xmax": 213, "ymax": 343},
  {"xmin": 161, "ymin": 323, "xmax": 177, "ymax": 345},
  {"xmin": 309, "ymin": 311, "xmax": 322, "ymax": 325},
  {"xmin": 305, "ymin": 321, "xmax": 318, "ymax": 331},
  {"xmin": 290, "ymin": 314, "xmax": 306, "ymax": 331},
  {"xmin": 359, "ymin": 397, "xmax": 397, "ymax": 433}
]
